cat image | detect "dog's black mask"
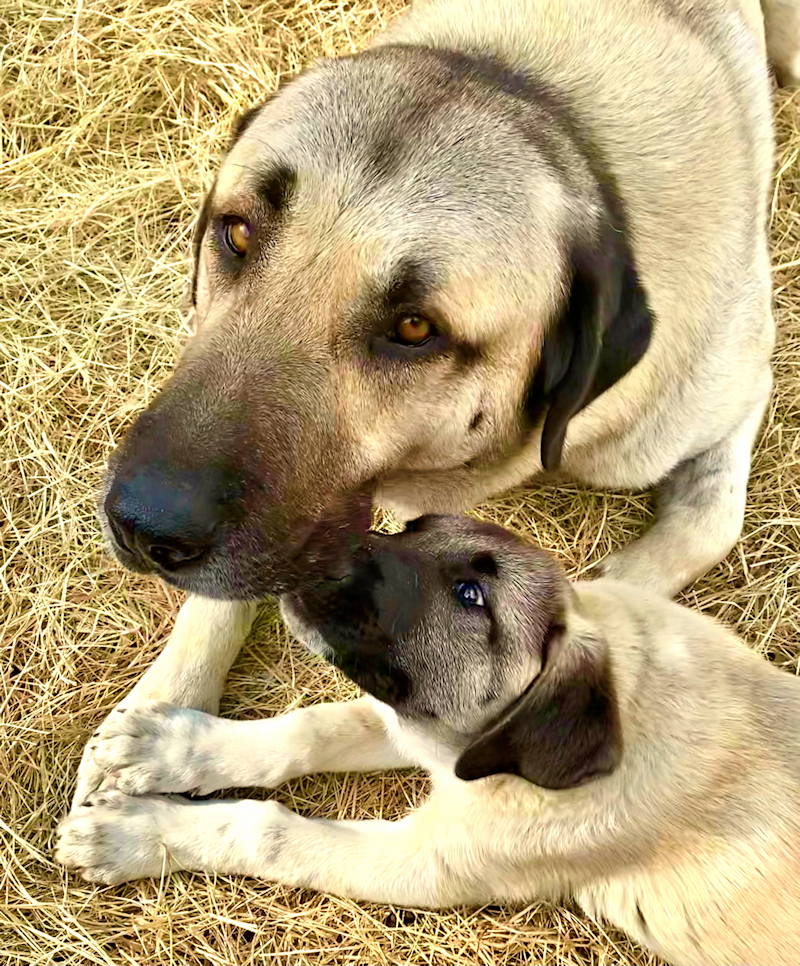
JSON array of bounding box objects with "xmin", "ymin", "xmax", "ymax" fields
[{"xmin": 290, "ymin": 545, "xmax": 429, "ymax": 707}]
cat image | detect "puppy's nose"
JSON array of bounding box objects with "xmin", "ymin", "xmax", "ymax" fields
[{"xmin": 104, "ymin": 465, "xmax": 231, "ymax": 572}]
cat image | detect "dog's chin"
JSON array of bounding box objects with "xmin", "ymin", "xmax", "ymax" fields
[{"xmin": 98, "ymin": 520, "xmax": 283, "ymax": 601}]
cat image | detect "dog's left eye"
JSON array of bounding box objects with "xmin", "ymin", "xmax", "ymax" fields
[
  {"xmin": 454, "ymin": 581, "xmax": 486, "ymax": 608},
  {"xmin": 392, "ymin": 316, "xmax": 435, "ymax": 346}
]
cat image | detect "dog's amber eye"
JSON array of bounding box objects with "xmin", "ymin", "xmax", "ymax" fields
[
  {"xmin": 224, "ymin": 220, "xmax": 251, "ymax": 257},
  {"xmin": 393, "ymin": 316, "xmax": 434, "ymax": 346}
]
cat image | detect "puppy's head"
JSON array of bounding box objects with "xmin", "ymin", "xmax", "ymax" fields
[{"xmin": 283, "ymin": 515, "xmax": 620, "ymax": 790}]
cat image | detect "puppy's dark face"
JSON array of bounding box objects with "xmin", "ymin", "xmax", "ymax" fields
[
  {"xmin": 284, "ymin": 514, "xmax": 620, "ymax": 789},
  {"xmin": 282, "ymin": 515, "xmax": 564, "ymax": 731}
]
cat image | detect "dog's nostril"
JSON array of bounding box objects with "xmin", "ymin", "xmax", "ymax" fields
[
  {"xmin": 147, "ymin": 542, "xmax": 208, "ymax": 571},
  {"xmin": 107, "ymin": 513, "xmax": 136, "ymax": 555}
]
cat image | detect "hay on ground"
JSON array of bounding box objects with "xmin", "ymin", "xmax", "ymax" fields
[{"xmin": 0, "ymin": 1, "xmax": 797, "ymax": 962}]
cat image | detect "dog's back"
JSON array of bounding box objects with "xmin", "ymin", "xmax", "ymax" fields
[
  {"xmin": 379, "ymin": 0, "xmax": 776, "ymax": 489},
  {"xmin": 585, "ymin": 762, "xmax": 800, "ymax": 965}
]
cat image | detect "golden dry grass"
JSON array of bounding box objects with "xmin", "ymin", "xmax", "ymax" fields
[{"xmin": 1, "ymin": 0, "xmax": 798, "ymax": 962}]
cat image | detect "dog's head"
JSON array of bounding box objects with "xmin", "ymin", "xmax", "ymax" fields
[
  {"xmin": 282, "ymin": 514, "xmax": 620, "ymax": 790},
  {"xmin": 101, "ymin": 45, "xmax": 651, "ymax": 598}
]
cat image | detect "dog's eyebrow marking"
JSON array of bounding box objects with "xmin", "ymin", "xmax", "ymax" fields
[
  {"xmin": 257, "ymin": 165, "xmax": 296, "ymax": 212},
  {"xmin": 382, "ymin": 258, "xmax": 433, "ymax": 309},
  {"xmin": 366, "ymin": 129, "xmax": 404, "ymax": 183}
]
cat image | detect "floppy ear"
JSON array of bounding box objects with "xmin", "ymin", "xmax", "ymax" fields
[
  {"xmin": 529, "ymin": 204, "xmax": 653, "ymax": 472},
  {"xmin": 229, "ymin": 101, "xmax": 269, "ymax": 145},
  {"xmin": 454, "ymin": 634, "xmax": 621, "ymax": 790}
]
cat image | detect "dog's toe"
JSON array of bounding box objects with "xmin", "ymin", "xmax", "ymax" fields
[{"xmin": 96, "ymin": 701, "xmax": 174, "ymax": 740}]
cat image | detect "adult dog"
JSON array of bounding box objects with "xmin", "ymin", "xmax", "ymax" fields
[
  {"xmin": 71, "ymin": 0, "xmax": 794, "ymax": 803},
  {"xmin": 57, "ymin": 516, "xmax": 800, "ymax": 966}
]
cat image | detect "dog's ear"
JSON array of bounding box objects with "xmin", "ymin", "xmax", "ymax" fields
[
  {"xmin": 529, "ymin": 203, "xmax": 653, "ymax": 472},
  {"xmin": 229, "ymin": 101, "xmax": 268, "ymax": 146},
  {"xmin": 454, "ymin": 633, "xmax": 621, "ymax": 789},
  {"xmin": 186, "ymin": 178, "xmax": 218, "ymax": 313}
]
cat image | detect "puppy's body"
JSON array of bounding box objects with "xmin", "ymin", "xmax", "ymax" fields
[{"xmin": 58, "ymin": 519, "xmax": 800, "ymax": 966}]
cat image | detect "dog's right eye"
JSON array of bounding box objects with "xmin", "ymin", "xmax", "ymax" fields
[{"xmin": 222, "ymin": 220, "xmax": 252, "ymax": 257}]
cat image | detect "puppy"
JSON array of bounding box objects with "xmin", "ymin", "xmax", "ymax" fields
[{"xmin": 57, "ymin": 516, "xmax": 800, "ymax": 966}]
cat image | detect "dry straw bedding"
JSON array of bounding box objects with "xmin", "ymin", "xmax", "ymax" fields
[{"xmin": 0, "ymin": 0, "xmax": 798, "ymax": 962}]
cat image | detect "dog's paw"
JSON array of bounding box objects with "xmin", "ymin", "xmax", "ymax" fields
[
  {"xmin": 55, "ymin": 789, "xmax": 177, "ymax": 884},
  {"xmin": 595, "ymin": 547, "xmax": 681, "ymax": 599},
  {"xmin": 90, "ymin": 701, "xmax": 222, "ymax": 796}
]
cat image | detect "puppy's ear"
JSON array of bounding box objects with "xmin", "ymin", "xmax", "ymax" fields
[
  {"xmin": 530, "ymin": 201, "xmax": 653, "ymax": 472},
  {"xmin": 455, "ymin": 633, "xmax": 620, "ymax": 789}
]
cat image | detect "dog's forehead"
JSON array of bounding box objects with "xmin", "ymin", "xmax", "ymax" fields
[
  {"xmin": 207, "ymin": 54, "xmax": 569, "ymax": 343},
  {"xmin": 217, "ymin": 55, "xmax": 565, "ymax": 218},
  {"xmin": 392, "ymin": 517, "xmax": 529, "ymax": 561}
]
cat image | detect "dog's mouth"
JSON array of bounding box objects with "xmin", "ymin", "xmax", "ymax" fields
[{"xmin": 97, "ymin": 456, "xmax": 376, "ymax": 600}]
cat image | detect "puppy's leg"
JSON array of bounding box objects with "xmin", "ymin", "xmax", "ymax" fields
[
  {"xmin": 71, "ymin": 597, "xmax": 256, "ymax": 808},
  {"xmin": 761, "ymin": 0, "xmax": 800, "ymax": 86},
  {"xmin": 56, "ymin": 788, "xmax": 470, "ymax": 906},
  {"xmin": 89, "ymin": 697, "xmax": 412, "ymax": 796},
  {"xmin": 601, "ymin": 394, "xmax": 770, "ymax": 597}
]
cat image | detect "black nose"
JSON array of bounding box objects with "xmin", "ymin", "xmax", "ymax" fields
[{"xmin": 104, "ymin": 464, "xmax": 233, "ymax": 572}]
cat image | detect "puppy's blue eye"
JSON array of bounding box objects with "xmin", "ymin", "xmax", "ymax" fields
[{"xmin": 454, "ymin": 581, "xmax": 486, "ymax": 608}]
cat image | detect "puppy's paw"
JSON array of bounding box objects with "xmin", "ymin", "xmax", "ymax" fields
[
  {"xmin": 55, "ymin": 789, "xmax": 177, "ymax": 884},
  {"xmin": 91, "ymin": 701, "xmax": 222, "ymax": 797},
  {"xmin": 595, "ymin": 547, "xmax": 680, "ymax": 599}
]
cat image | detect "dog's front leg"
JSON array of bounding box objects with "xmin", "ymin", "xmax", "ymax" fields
[
  {"xmin": 57, "ymin": 789, "xmax": 466, "ymax": 907},
  {"xmin": 71, "ymin": 597, "xmax": 257, "ymax": 808},
  {"xmin": 600, "ymin": 390, "xmax": 771, "ymax": 597},
  {"xmin": 87, "ymin": 697, "xmax": 413, "ymax": 796}
]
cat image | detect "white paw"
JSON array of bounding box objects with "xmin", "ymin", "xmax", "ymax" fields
[
  {"xmin": 72, "ymin": 701, "xmax": 135, "ymax": 809},
  {"xmin": 55, "ymin": 788, "xmax": 178, "ymax": 884},
  {"xmin": 90, "ymin": 701, "xmax": 222, "ymax": 796}
]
